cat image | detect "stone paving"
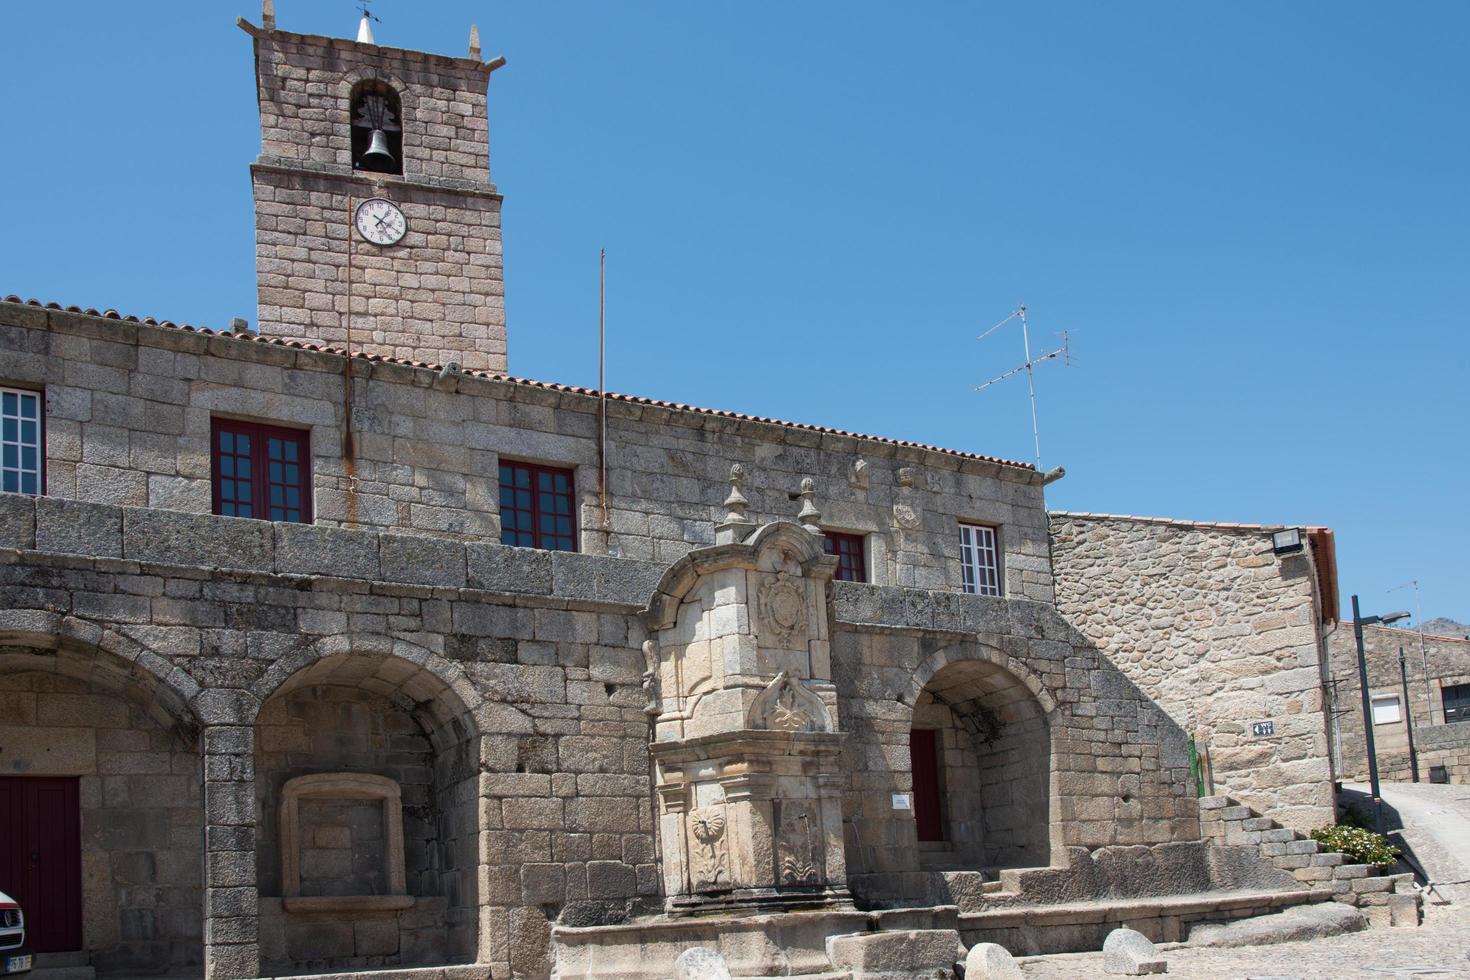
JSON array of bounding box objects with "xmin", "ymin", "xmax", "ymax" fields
[{"xmin": 1017, "ymin": 904, "xmax": 1470, "ymax": 978}]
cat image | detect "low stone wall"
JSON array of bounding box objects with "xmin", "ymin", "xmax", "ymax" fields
[{"xmin": 1418, "ymin": 723, "xmax": 1470, "ymax": 784}]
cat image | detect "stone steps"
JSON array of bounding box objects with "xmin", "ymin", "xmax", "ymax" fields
[{"xmin": 1198, "ymin": 794, "xmax": 1422, "ymax": 927}]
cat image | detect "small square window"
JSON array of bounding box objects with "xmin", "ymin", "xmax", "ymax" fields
[
  {"xmin": 498, "ymin": 460, "xmax": 576, "ymax": 552},
  {"xmin": 0, "ymin": 385, "xmax": 44, "ymax": 496},
  {"xmin": 1443, "ymin": 683, "xmax": 1470, "ymax": 725},
  {"xmin": 959, "ymin": 524, "xmax": 1001, "ymax": 596},
  {"xmin": 1371, "ymin": 694, "xmax": 1402, "ymax": 726},
  {"xmin": 823, "ymin": 531, "xmax": 867, "ymax": 583},
  {"xmin": 211, "ymin": 418, "xmax": 312, "ymax": 523}
]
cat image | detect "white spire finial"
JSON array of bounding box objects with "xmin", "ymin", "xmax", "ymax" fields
[
  {"xmin": 261, "ymin": 0, "xmax": 276, "ymax": 30},
  {"xmin": 469, "ymin": 24, "xmax": 482, "ymax": 60},
  {"xmin": 356, "ymin": 3, "xmax": 376, "ymax": 44}
]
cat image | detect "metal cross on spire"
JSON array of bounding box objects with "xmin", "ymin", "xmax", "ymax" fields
[{"xmin": 974, "ymin": 305, "xmax": 1070, "ymax": 471}]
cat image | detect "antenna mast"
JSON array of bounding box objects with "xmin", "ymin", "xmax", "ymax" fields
[{"xmin": 975, "ymin": 305, "xmax": 1070, "ymax": 470}]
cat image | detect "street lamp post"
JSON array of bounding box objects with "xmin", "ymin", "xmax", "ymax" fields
[
  {"xmin": 1399, "ymin": 646, "xmax": 1419, "ymax": 783},
  {"xmin": 1351, "ymin": 595, "xmax": 1410, "ymax": 830}
]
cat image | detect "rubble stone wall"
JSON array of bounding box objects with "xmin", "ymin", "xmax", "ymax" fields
[
  {"xmin": 0, "ymin": 301, "xmax": 1051, "ymax": 600},
  {"xmin": 1049, "ymin": 513, "xmax": 1334, "ymax": 833}
]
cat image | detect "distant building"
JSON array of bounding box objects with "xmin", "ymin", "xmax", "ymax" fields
[{"xmin": 1327, "ymin": 624, "xmax": 1470, "ymax": 785}]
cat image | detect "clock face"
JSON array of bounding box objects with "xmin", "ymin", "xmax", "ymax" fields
[{"xmin": 354, "ymin": 198, "xmax": 407, "ymax": 246}]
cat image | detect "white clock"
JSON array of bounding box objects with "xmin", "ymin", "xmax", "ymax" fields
[{"xmin": 354, "ymin": 198, "xmax": 407, "ymax": 246}]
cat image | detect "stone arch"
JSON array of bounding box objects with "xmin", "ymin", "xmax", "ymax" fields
[
  {"xmin": 903, "ymin": 642, "xmax": 1055, "ymax": 871},
  {"xmin": 250, "ymin": 636, "xmax": 482, "ymax": 973},
  {"xmin": 0, "ymin": 610, "xmax": 205, "ymax": 976},
  {"xmin": 0, "ymin": 610, "xmax": 201, "ymax": 737}
]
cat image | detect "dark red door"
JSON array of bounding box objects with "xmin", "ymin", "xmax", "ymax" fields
[
  {"xmin": 0, "ymin": 777, "xmax": 83, "ymax": 952},
  {"xmin": 909, "ymin": 729, "xmax": 944, "ymax": 842}
]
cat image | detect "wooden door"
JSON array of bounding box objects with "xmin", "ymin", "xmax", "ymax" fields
[
  {"xmin": 909, "ymin": 729, "xmax": 945, "ymax": 842},
  {"xmin": 0, "ymin": 777, "xmax": 83, "ymax": 952}
]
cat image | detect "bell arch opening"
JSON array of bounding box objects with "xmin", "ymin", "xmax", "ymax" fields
[
  {"xmin": 252, "ymin": 649, "xmax": 479, "ymax": 974},
  {"xmin": 350, "ymin": 80, "xmax": 404, "ymax": 175},
  {"xmin": 909, "ymin": 657, "xmax": 1052, "ymax": 871}
]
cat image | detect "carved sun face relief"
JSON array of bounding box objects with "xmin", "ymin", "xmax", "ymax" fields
[{"xmin": 757, "ymin": 570, "xmax": 807, "ymax": 649}]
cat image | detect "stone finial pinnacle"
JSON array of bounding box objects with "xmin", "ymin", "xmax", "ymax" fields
[
  {"xmin": 724, "ymin": 464, "xmax": 750, "ymax": 526},
  {"xmin": 261, "ymin": 0, "xmax": 276, "ymax": 30},
  {"xmin": 357, "ymin": 8, "xmax": 376, "ymax": 45},
  {"xmin": 715, "ymin": 463, "xmax": 754, "ymax": 544},
  {"xmin": 469, "ymin": 24, "xmax": 482, "ymax": 60},
  {"xmin": 797, "ymin": 477, "xmax": 821, "ymax": 535}
]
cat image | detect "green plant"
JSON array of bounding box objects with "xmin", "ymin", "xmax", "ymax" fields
[{"xmin": 1310, "ymin": 823, "xmax": 1399, "ymax": 866}]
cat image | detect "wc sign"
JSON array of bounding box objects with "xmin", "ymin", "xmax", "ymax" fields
[{"xmin": 1251, "ymin": 720, "xmax": 1275, "ymax": 738}]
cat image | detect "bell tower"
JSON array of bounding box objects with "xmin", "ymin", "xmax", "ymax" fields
[{"xmin": 239, "ymin": 3, "xmax": 508, "ymax": 373}]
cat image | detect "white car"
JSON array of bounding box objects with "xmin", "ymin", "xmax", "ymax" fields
[{"xmin": 0, "ymin": 892, "xmax": 28, "ymax": 976}]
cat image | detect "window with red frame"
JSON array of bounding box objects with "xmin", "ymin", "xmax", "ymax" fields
[
  {"xmin": 499, "ymin": 460, "xmax": 576, "ymax": 551},
  {"xmin": 211, "ymin": 418, "xmax": 312, "ymax": 523},
  {"xmin": 823, "ymin": 531, "xmax": 868, "ymax": 583}
]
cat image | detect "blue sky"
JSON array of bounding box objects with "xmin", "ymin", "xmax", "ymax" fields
[{"xmin": 2, "ymin": 2, "xmax": 1465, "ymax": 622}]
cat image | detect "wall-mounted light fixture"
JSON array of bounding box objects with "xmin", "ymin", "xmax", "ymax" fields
[{"xmin": 1271, "ymin": 527, "xmax": 1304, "ymax": 555}]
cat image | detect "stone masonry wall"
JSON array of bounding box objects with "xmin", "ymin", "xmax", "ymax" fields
[
  {"xmin": 0, "ymin": 301, "xmax": 1052, "ymax": 600},
  {"xmin": 246, "ymin": 24, "xmax": 508, "ymax": 372},
  {"xmin": 829, "ymin": 583, "xmax": 1201, "ymax": 907},
  {"xmin": 0, "ymin": 670, "xmax": 203, "ymax": 976},
  {"xmin": 1326, "ymin": 624, "xmax": 1470, "ymax": 783},
  {"xmin": 1049, "ymin": 513, "xmax": 1334, "ymax": 833}
]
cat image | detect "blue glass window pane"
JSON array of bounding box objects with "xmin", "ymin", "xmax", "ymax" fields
[
  {"xmin": 2, "ymin": 473, "xmax": 14, "ymax": 493},
  {"xmin": 21, "ymin": 473, "xmax": 36, "ymax": 495},
  {"xmin": 220, "ymin": 431, "xmax": 233, "ymax": 453},
  {"xmin": 21, "ymin": 447, "xmax": 36, "ymax": 470},
  {"xmin": 19, "ymin": 396, "xmax": 36, "ymax": 420},
  {"xmin": 2, "ymin": 419, "xmax": 14, "ymax": 442},
  {"xmin": 221, "ymin": 456, "xmax": 234, "ymax": 477},
  {"xmin": 2, "ymin": 445, "xmax": 15, "ymax": 469},
  {"xmin": 238, "ymin": 458, "xmax": 250, "ymax": 478},
  {"xmin": 2, "ymin": 392, "xmax": 14, "ymax": 415},
  {"xmin": 19, "ymin": 421, "xmax": 34, "ymax": 443}
]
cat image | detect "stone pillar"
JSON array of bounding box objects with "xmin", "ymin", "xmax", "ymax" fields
[{"xmin": 202, "ymin": 725, "xmax": 260, "ymax": 980}]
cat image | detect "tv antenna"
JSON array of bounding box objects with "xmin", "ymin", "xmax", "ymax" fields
[{"xmin": 975, "ymin": 305, "xmax": 1069, "ymax": 471}]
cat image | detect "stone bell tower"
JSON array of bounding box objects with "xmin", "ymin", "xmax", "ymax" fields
[{"xmin": 239, "ymin": 3, "xmax": 508, "ymax": 373}]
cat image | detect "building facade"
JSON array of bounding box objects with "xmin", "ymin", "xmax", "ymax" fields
[
  {"xmin": 1327, "ymin": 624, "xmax": 1470, "ymax": 785},
  {"xmin": 0, "ymin": 7, "xmax": 1370, "ymax": 980}
]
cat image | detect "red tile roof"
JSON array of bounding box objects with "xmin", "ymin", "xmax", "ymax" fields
[{"xmin": 3, "ymin": 295, "xmax": 1035, "ymax": 472}]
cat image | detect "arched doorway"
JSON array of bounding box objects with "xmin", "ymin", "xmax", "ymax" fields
[
  {"xmin": 251, "ymin": 646, "xmax": 480, "ymax": 975},
  {"xmin": 909, "ymin": 657, "xmax": 1051, "ymax": 871},
  {"xmin": 0, "ymin": 625, "xmax": 204, "ymax": 977}
]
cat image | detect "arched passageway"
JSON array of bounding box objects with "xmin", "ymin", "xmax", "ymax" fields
[
  {"xmin": 0, "ymin": 632, "xmax": 203, "ymax": 977},
  {"xmin": 909, "ymin": 657, "xmax": 1052, "ymax": 871},
  {"xmin": 251, "ymin": 649, "xmax": 480, "ymax": 975}
]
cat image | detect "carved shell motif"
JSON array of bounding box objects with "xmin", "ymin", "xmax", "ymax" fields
[{"xmin": 756, "ymin": 571, "xmax": 807, "ymax": 649}]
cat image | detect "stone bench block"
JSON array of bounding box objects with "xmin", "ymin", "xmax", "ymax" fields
[
  {"xmin": 1102, "ymin": 927, "xmax": 1166, "ymax": 976},
  {"xmin": 964, "ymin": 941, "xmax": 1023, "ymax": 980},
  {"xmin": 825, "ymin": 929, "xmax": 960, "ymax": 979}
]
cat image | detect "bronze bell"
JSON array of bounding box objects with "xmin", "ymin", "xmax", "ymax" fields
[{"xmin": 361, "ymin": 128, "xmax": 395, "ymax": 170}]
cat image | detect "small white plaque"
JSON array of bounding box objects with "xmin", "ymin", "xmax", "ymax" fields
[{"xmin": 891, "ymin": 793, "xmax": 911, "ymax": 810}]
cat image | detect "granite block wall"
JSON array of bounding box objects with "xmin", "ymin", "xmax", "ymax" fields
[
  {"xmin": 0, "ymin": 670, "xmax": 203, "ymax": 976},
  {"xmin": 0, "ymin": 301, "xmax": 1052, "ymax": 601},
  {"xmin": 1049, "ymin": 513, "xmax": 1336, "ymax": 833}
]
